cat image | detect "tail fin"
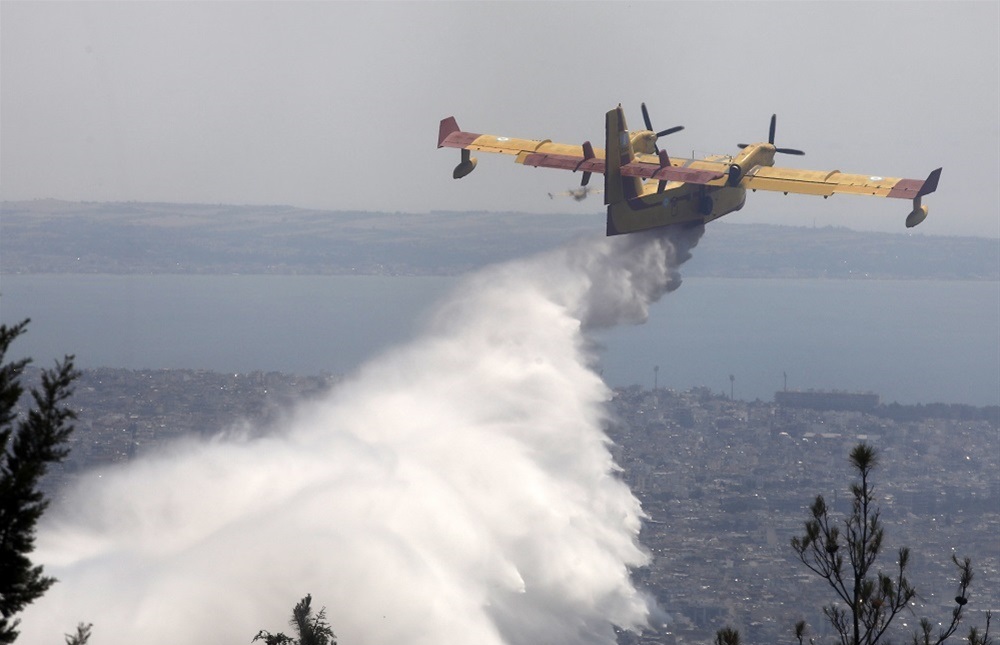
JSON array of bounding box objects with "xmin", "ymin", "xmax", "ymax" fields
[
  {"xmin": 605, "ymin": 105, "xmax": 642, "ymax": 235},
  {"xmin": 604, "ymin": 105, "xmax": 642, "ymax": 206}
]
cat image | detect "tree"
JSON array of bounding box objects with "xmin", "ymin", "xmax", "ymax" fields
[
  {"xmin": 715, "ymin": 626, "xmax": 743, "ymax": 645},
  {"xmin": 64, "ymin": 622, "xmax": 92, "ymax": 645},
  {"xmin": 0, "ymin": 319, "xmax": 80, "ymax": 642},
  {"xmin": 253, "ymin": 594, "xmax": 337, "ymax": 645},
  {"xmin": 965, "ymin": 613, "xmax": 993, "ymax": 645},
  {"xmin": 790, "ymin": 442, "xmax": 986, "ymax": 645},
  {"xmin": 795, "ymin": 619, "xmax": 816, "ymax": 645}
]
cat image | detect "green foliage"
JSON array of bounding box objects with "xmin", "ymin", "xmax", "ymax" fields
[
  {"xmin": 0, "ymin": 319, "xmax": 80, "ymax": 643},
  {"xmin": 64, "ymin": 622, "xmax": 92, "ymax": 645},
  {"xmin": 791, "ymin": 442, "xmax": 986, "ymax": 645},
  {"xmin": 715, "ymin": 626, "xmax": 742, "ymax": 645},
  {"xmin": 965, "ymin": 612, "xmax": 994, "ymax": 645},
  {"xmin": 795, "ymin": 619, "xmax": 816, "ymax": 644},
  {"xmin": 253, "ymin": 594, "xmax": 336, "ymax": 645},
  {"xmin": 252, "ymin": 632, "xmax": 295, "ymax": 645}
]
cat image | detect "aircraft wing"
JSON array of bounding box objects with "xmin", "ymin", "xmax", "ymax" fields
[
  {"xmin": 742, "ymin": 165, "xmax": 942, "ymax": 200},
  {"xmin": 438, "ymin": 116, "xmax": 605, "ymax": 172},
  {"xmin": 438, "ymin": 117, "xmax": 723, "ymax": 184}
]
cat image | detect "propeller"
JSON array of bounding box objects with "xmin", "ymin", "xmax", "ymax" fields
[
  {"xmin": 579, "ymin": 140, "xmax": 596, "ymax": 187},
  {"xmin": 641, "ymin": 102, "xmax": 684, "ymax": 154},
  {"xmin": 738, "ymin": 114, "xmax": 805, "ymax": 155}
]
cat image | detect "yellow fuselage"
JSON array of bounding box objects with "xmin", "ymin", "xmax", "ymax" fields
[{"xmin": 606, "ymin": 179, "xmax": 748, "ymax": 234}]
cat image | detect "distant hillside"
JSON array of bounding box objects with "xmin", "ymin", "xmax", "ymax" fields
[{"xmin": 2, "ymin": 199, "xmax": 997, "ymax": 279}]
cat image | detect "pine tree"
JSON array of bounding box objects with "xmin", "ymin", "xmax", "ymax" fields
[
  {"xmin": 715, "ymin": 626, "xmax": 743, "ymax": 645},
  {"xmin": 0, "ymin": 319, "xmax": 80, "ymax": 642},
  {"xmin": 254, "ymin": 594, "xmax": 337, "ymax": 645},
  {"xmin": 64, "ymin": 622, "xmax": 92, "ymax": 645},
  {"xmin": 790, "ymin": 442, "xmax": 987, "ymax": 645}
]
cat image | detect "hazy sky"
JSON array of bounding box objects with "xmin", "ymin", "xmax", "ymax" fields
[{"xmin": 2, "ymin": 1, "xmax": 998, "ymax": 237}]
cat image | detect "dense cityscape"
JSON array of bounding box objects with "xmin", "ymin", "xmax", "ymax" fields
[{"xmin": 24, "ymin": 367, "xmax": 999, "ymax": 644}]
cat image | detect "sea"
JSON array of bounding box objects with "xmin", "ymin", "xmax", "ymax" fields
[{"xmin": 1, "ymin": 274, "xmax": 997, "ymax": 406}]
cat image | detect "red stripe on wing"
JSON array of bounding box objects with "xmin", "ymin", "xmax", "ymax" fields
[
  {"xmin": 521, "ymin": 154, "xmax": 721, "ymax": 183},
  {"xmin": 621, "ymin": 163, "xmax": 723, "ymax": 185},
  {"xmin": 522, "ymin": 153, "xmax": 607, "ymax": 174},
  {"xmin": 439, "ymin": 131, "xmax": 483, "ymax": 149},
  {"xmin": 887, "ymin": 178, "xmax": 925, "ymax": 199}
]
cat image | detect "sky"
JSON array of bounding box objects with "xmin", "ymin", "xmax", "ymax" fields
[{"xmin": 2, "ymin": 1, "xmax": 998, "ymax": 238}]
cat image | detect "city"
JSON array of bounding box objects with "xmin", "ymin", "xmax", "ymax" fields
[{"xmin": 24, "ymin": 366, "xmax": 999, "ymax": 644}]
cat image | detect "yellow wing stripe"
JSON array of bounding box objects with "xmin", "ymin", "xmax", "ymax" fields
[{"xmin": 744, "ymin": 167, "xmax": 919, "ymax": 199}]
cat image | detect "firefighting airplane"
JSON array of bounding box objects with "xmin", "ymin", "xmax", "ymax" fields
[{"xmin": 437, "ymin": 104, "xmax": 941, "ymax": 236}]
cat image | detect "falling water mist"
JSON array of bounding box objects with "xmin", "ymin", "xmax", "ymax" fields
[{"xmin": 20, "ymin": 225, "xmax": 704, "ymax": 645}]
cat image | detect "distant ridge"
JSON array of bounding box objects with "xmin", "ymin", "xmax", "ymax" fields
[{"xmin": 2, "ymin": 200, "xmax": 997, "ymax": 279}]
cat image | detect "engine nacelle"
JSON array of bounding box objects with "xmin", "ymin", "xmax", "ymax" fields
[
  {"xmin": 453, "ymin": 155, "xmax": 477, "ymax": 179},
  {"xmin": 906, "ymin": 204, "xmax": 929, "ymax": 228},
  {"xmin": 728, "ymin": 163, "xmax": 743, "ymax": 187}
]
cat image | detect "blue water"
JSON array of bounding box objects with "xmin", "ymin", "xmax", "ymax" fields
[
  {"xmin": 1, "ymin": 274, "xmax": 997, "ymax": 406},
  {"xmin": 595, "ymin": 278, "xmax": 1000, "ymax": 405}
]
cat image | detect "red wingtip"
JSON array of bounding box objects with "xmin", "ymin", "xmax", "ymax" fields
[{"xmin": 438, "ymin": 116, "xmax": 460, "ymax": 148}]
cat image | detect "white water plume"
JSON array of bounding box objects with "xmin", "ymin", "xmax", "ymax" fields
[{"xmin": 20, "ymin": 226, "xmax": 703, "ymax": 644}]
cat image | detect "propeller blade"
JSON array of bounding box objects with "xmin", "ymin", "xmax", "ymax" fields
[
  {"xmin": 740, "ymin": 115, "xmax": 804, "ymax": 154},
  {"xmin": 641, "ymin": 103, "xmax": 660, "ymax": 153},
  {"xmin": 581, "ymin": 171, "xmax": 592, "ymax": 187},
  {"xmin": 737, "ymin": 144, "xmax": 749, "ymax": 149},
  {"xmin": 657, "ymin": 125, "xmax": 685, "ymax": 137},
  {"xmin": 656, "ymin": 149, "xmax": 670, "ymax": 193},
  {"xmin": 641, "ymin": 102, "xmax": 654, "ymax": 132},
  {"xmin": 642, "ymin": 103, "xmax": 684, "ymax": 155}
]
